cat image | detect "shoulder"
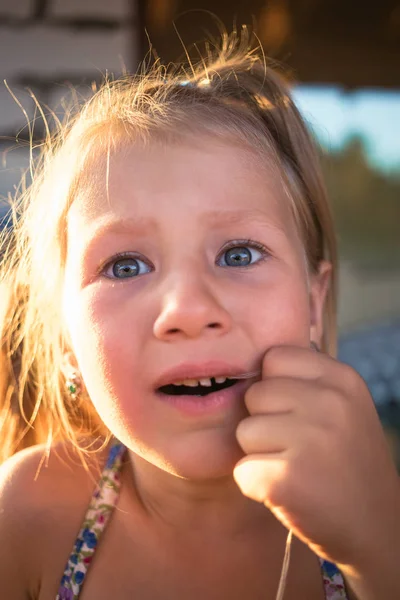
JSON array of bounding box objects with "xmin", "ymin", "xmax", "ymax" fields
[
  {"xmin": 0, "ymin": 441, "xmax": 107, "ymax": 598},
  {"xmin": 0, "ymin": 441, "xmax": 105, "ymax": 514}
]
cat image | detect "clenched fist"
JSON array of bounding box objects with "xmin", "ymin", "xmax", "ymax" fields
[{"xmin": 233, "ymin": 346, "xmax": 400, "ymax": 576}]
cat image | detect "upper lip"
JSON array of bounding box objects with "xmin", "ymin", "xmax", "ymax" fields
[{"xmin": 154, "ymin": 361, "xmax": 250, "ymax": 389}]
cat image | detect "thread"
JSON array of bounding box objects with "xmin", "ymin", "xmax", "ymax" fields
[{"xmin": 275, "ymin": 529, "xmax": 293, "ymax": 600}]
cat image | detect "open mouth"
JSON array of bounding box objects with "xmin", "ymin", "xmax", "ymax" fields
[{"xmin": 158, "ymin": 376, "xmax": 238, "ymax": 397}]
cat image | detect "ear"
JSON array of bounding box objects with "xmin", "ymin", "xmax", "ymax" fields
[{"xmin": 309, "ymin": 260, "xmax": 332, "ymax": 347}]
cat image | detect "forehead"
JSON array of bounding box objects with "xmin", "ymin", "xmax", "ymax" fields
[{"xmin": 68, "ymin": 137, "xmax": 296, "ymax": 236}]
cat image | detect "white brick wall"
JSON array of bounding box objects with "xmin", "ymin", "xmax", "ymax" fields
[
  {"xmin": 51, "ymin": 0, "xmax": 130, "ymax": 19},
  {"xmin": 0, "ymin": 0, "xmax": 138, "ymax": 201},
  {"xmin": 0, "ymin": 27, "xmax": 131, "ymax": 78}
]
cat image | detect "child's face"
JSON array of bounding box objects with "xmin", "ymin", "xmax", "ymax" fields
[{"xmin": 63, "ymin": 137, "xmax": 328, "ymax": 478}]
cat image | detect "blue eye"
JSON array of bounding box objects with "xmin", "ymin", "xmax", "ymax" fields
[
  {"xmin": 217, "ymin": 242, "xmax": 268, "ymax": 267},
  {"xmin": 103, "ymin": 254, "xmax": 152, "ymax": 279}
]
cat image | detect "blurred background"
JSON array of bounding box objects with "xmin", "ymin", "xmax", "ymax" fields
[{"xmin": 0, "ymin": 0, "xmax": 399, "ymax": 460}]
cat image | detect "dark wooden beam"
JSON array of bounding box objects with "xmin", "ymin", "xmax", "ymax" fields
[
  {"xmin": 33, "ymin": 0, "xmax": 48, "ymax": 20},
  {"xmin": 135, "ymin": 0, "xmax": 400, "ymax": 88}
]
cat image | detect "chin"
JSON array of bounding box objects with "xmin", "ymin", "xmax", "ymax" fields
[
  {"xmin": 156, "ymin": 431, "xmax": 244, "ymax": 481},
  {"xmin": 114, "ymin": 422, "xmax": 244, "ymax": 480}
]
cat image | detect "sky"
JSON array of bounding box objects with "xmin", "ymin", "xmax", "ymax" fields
[{"xmin": 293, "ymin": 86, "xmax": 400, "ymax": 174}]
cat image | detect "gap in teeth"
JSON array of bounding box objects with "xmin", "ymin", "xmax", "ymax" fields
[{"xmin": 172, "ymin": 376, "xmax": 231, "ymax": 387}]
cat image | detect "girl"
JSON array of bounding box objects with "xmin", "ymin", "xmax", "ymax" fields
[{"xmin": 0, "ymin": 32, "xmax": 399, "ymax": 600}]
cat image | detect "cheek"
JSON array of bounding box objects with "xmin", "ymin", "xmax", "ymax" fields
[
  {"xmin": 62, "ymin": 284, "xmax": 148, "ymax": 431},
  {"xmin": 231, "ymin": 272, "xmax": 311, "ymax": 349}
]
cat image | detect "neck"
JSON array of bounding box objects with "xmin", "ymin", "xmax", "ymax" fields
[{"xmin": 127, "ymin": 450, "xmax": 278, "ymax": 539}]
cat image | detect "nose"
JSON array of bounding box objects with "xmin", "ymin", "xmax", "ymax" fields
[{"xmin": 153, "ymin": 274, "xmax": 232, "ymax": 341}]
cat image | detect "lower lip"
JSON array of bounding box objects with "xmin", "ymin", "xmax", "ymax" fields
[{"xmin": 156, "ymin": 380, "xmax": 249, "ymax": 416}]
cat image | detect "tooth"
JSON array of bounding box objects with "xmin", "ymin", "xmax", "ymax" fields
[
  {"xmin": 181, "ymin": 379, "xmax": 199, "ymax": 387},
  {"xmin": 215, "ymin": 376, "xmax": 227, "ymax": 384},
  {"xmin": 172, "ymin": 380, "xmax": 184, "ymax": 386},
  {"xmin": 199, "ymin": 378, "xmax": 213, "ymax": 387}
]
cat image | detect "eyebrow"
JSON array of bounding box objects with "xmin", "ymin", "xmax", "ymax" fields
[
  {"xmin": 85, "ymin": 208, "xmax": 286, "ymax": 245},
  {"xmin": 199, "ymin": 208, "xmax": 285, "ymax": 232},
  {"xmin": 88, "ymin": 216, "xmax": 159, "ymax": 239}
]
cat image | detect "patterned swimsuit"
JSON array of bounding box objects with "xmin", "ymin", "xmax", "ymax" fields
[{"xmin": 56, "ymin": 439, "xmax": 349, "ymax": 600}]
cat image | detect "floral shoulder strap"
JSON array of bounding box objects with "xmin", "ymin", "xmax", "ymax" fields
[{"xmin": 56, "ymin": 440, "xmax": 126, "ymax": 600}]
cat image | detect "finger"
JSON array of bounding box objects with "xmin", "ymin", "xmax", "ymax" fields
[
  {"xmin": 261, "ymin": 345, "xmax": 343, "ymax": 383},
  {"xmin": 233, "ymin": 454, "xmax": 288, "ymax": 506},
  {"xmin": 236, "ymin": 413, "xmax": 302, "ymax": 455},
  {"xmin": 244, "ymin": 377, "xmax": 324, "ymax": 416}
]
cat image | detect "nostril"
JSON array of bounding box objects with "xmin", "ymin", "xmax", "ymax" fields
[{"xmin": 163, "ymin": 323, "xmax": 222, "ymax": 336}]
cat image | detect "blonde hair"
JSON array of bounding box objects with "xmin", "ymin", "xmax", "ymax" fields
[{"xmin": 0, "ymin": 31, "xmax": 337, "ymax": 464}]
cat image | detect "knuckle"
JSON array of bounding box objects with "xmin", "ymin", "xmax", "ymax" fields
[
  {"xmin": 235, "ymin": 417, "xmax": 255, "ymax": 449},
  {"xmin": 338, "ymin": 362, "xmax": 363, "ymax": 393},
  {"xmin": 244, "ymin": 381, "xmax": 267, "ymax": 413},
  {"xmin": 263, "ymin": 346, "xmax": 286, "ymax": 370}
]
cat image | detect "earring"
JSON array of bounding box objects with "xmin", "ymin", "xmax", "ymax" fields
[
  {"xmin": 62, "ymin": 352, "xmax": 83, "ymax": 400},
  {"xmin": 64, "ymin": 368, "xmax": 82, "ymax": 400}
]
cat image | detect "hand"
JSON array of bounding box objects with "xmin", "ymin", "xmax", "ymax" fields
[{"xmin": 233, "ymin": 346, "xmax": 400, "ymax": 570}]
